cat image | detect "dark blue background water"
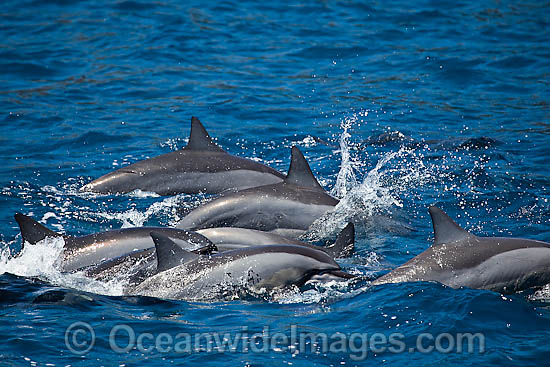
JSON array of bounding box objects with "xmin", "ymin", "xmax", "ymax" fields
[{"xmin": 1, "ymin": 0, "xmax": 549, "ymax": 365}]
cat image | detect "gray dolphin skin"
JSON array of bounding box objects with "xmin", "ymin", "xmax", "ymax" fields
[
  {"xmin": 130, "ymin": 232, "xmax": 352, "ymax": 301},
  {"xmin": 86, "ymin": 222, "xmax": 354, "ymax": 285},
  {"xmin": 86, "ymin": 223, "xmax": 353, "ymax": 285},
  {"xmin": 197, "ymin": 222, "xmax": 355, "ymax": 258},
  {"xmin": 176, "ymin": 146, "xmax": 339, "ymax": 238},
  {"xmin": 14, "ymin": 213, "xmax": 216, "ymax": 273},
  {"xmin": 80, "ymin": 117, "xmax": 284, "ymax": 195},
  {"xmin": 372, "ymin": 206, "xmax": 550, "ymax": 293}
]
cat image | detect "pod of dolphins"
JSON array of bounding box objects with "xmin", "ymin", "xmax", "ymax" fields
[{"xmin": 13, "ymin": 117, "xmax": 550, "ymax": 300}]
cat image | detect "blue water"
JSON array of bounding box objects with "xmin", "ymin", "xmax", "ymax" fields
[{"xmin": 1, "ymin": 0, "xmax": 550, "ymax": 365}]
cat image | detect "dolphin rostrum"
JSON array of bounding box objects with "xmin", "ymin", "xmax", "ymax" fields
[
  {"xmin": 14, "ymin": 213, "xmax": 216, "ymax": 273},
  {"xmin": 176, "ymin": 146, "xmax": 339, "ymax": 238},
  {"xmin": 80, "ymin": 117, "xmax": 284, "ymax": 195},
  {"xmin": 372, "ymin": 206, "xmax": 550, "ymax": 293},
  {"xmin": 129, "ymin": 232, "xmax": 353, "ymax": 301},
  {"xmin": 197, "ymin": 222, "xmax": 355, "ymax": 258}
]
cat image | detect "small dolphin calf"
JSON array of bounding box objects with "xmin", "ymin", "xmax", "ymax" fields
[
  {"xmin": 197, "ymin": 222, "xmax": 355, "ymax": 258},
  {"xmin": 14, "ymin": 213, "xmax": 215, "ymax": 273},
  {"xmin": 130, "ymin": 232, "xmax": 353, "ymax": 301},
  {"xmin": 372, "ymin": 206, "xmax": 550, "ymax": 293},
  {"xmin": 177, "ymin": 146, "xmax": 338, "ymax": 238},
  {"xmin": 80, "ymin": 117, "xmax": 284, "ymax": 195}
]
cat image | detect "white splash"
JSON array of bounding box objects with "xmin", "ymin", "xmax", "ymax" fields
[
  {"xmin": 528, "ymin": 283, "xmax": 550, "ymax": 302},
  {"xmin": 331, "ymin": 112, "xmax": 363, "ymax": 198},
  {"xmin": 0, "ymin": 237, "xmax": 65, "ymax": 278},
  {"xmin": 305, "ymin": 115, "xmax": 432, "ymax": 241},
  {"xmin": 0, "ymin": 238, "xmax": 125, "ymax": 297},
  {"xmin": 273, "ymin": 276, "xmax": 373, "ymax": 305},
  {"xmin": 93, "ymin": 194, "xmax": 188, "ymax": 228},
  {"xmin": 128, "ymin": 189, "xmax": 161, "ymax": 198}
]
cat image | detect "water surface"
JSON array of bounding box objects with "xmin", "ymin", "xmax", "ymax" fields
[{"xmin": 1, "ymin": 0, "xmax": 549, "ymax": 365}]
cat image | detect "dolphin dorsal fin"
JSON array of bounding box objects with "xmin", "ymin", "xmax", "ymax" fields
[
  {"xmin": 14, "ymin": 213, "xmax": 61, "ymax": 247},
  {"xmin": 326, "ymin": 222, "xmax": 355, "ymax": 258},
  {"xmin": 150, "ymin": 232, "xmax": 200, "ymax": 273},
  {"xmin": 429, "ymin": 206, "xmax": 473, "ymax": 246},
  {"xmin": 183, "ymin": 117, "xmax": 225, "ymax": 152},
  {"xmin": 284, "ymin": 146, "xmax": 323, "ymax": 190}
]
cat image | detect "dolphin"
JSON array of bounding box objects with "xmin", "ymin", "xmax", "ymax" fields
[
  {"xmin": 176, "ymin": 146, "xmax": 339, "ymax": 238},
  {"xmin": 372, "ymin": 206, "xmax": 550, "ymax": 293},
  {"xmin": 129, "ymin": 232, "xmax": 354, "ymax": 301},
  {"xmin": 197, "ymin": 222, "xmax": 355, "ymax": 258},
  {"xmin": 80, "ymin": 117, "xmax": 284, "ymax": 195},
  {"xmin": 83, "ymin": 223, "xmax": 353, "ymax": 285},
  {"xmin": 14, "ymin": 213, "xmax": 216, "ymax": 273}
]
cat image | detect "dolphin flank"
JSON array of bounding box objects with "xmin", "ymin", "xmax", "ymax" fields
[
  {"xmin": 197, "ymin": 222, "xmax": 355, "ymax": 258},
  {"xmin": 372, "ymin": 206, "xmax": 550, "ymax": 293},
  {"xmin": 80, "ymin": 117, "xmax": 284, "ymax": 195},
  {"xmin": 176, "ymin": 146, "xmax": 338, "ymax": 238},
  {"xmin": 129, "ymin": 232, "xmax": 353, "ymax": 301}
]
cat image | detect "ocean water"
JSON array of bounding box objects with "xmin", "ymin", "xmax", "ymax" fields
[{"xmin": 1, "ymin": 0, "xmax": 549, "ymax": 365}]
